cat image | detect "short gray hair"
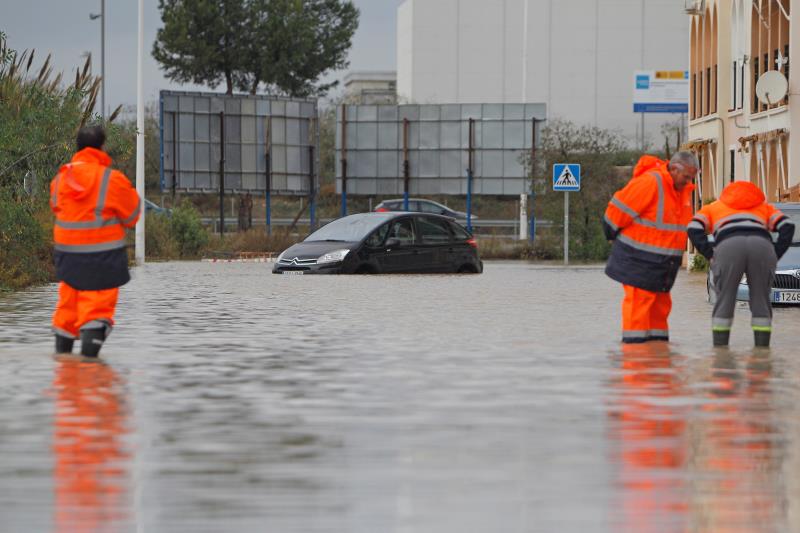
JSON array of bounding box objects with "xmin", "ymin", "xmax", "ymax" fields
[{"xmin": 669, "ymin": 151, "xmax": 700, "ymax": 169}]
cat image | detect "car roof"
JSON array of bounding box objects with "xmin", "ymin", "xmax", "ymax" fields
[
  {"xmin": 354, "ymin": 211, "xmax": 456, "ymax": 220},
  {"xmin": 379, "ymin": 198, "xmax": 447, "ymax": 205}
]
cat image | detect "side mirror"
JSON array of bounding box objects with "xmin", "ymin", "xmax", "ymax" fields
[{"xmin": 385, "ymin": 237, "xmax": 401, "ymax": 248}]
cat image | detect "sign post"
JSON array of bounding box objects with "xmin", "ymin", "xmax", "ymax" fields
[{"xmin": 553, "ymin": 164, "xmax": 581, "ymax": 265}]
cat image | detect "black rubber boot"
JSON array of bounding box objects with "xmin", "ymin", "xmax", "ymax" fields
[
  {"xmin": 713, "ymin": 330, "xmax": 730, "ymax": 347},
  {"xmin": 80, "ymin": 328, "xmax": 106, "ymax": 358},
  {"xmin": 55, "ymin": 335, "xmax": 74, "ymax": 354},
  {"xmin": 754, "ymin": 330, "xmax": 771, "ymax": 348}
]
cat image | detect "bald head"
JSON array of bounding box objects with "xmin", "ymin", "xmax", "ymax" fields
[{"xmin": 667, "ymin": 151, "xmax": 699, "ymax": 191}]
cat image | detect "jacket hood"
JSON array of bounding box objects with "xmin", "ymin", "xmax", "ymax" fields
[
  {"xmin": 57, "ymin": 148, "xmax": 112, "ymax": 200},
  {"xmin": 632, "ymin": 155, "xmax": 668, "ymax": 179},
  {"xmin": 719, "ymin": 181, "xmax": 765, "ymax": 210}
]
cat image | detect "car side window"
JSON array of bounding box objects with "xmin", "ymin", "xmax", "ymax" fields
[
  {"xmin": 449, "ymin": 221, "xmax": 471, "ymax": 240},
  {"xmin": 388, "ymin": 219, "xmax": 416, "ymax": 245},
  {"xmin": 418, "ymin": 217, "xmax": 453, "ymax": 244},
  {"xmin": 365, "ymin": 223, "xmax": 390, "ymax": 247},
  {"xmin": 407, "ymin": 201, "xmax": 421, "ymax": 212},
  {"xmin": 419, "ymin": 201, "xmax": 440, "ymax": 214}
]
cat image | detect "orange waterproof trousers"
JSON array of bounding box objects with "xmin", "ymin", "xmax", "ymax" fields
[
  {"xmin": 52, "ymin": 282, "xmax": 117, "ymax": 339},
  {"xmin": 622, "ymin": 285, "xmax": 672, "ymax": 343}
]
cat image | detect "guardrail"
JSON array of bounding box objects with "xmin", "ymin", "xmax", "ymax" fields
[{"xmin": 199, "ymin": 216, "xmax": 556, "ymax": 237}]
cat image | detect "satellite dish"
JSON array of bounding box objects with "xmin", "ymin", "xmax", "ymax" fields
[{"xmin": 755, "ymin": 70, "xmax": 788, "ymax": 106}]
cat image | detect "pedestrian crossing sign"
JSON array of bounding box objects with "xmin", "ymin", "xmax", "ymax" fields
[{"xmin": 553, "ymin": 164, "xmax": 581, "ymax": 192}]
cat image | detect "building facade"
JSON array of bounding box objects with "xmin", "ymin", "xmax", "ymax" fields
[
  {"xmin": 342, "ymin": 71, "xmax": 398, "ymax": 105},
  {"xmin": 397, "ymin": 0, "xmax": 689, "ymax": 145},
  {"xmin": 688, "ymin": 0, "xmax": 799, "ymax": 203}
]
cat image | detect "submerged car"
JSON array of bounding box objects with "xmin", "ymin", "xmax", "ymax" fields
[
  {"xmin": 273, "ymin": 212, "xmax": 483, "ymax": 275},
  {"xmin": 374, "ymin": 198, "xmax": 477, "ymax": 221},
  {"xmin": 707, "ymin": 202, "xmax": 800, "ymax": 304}
]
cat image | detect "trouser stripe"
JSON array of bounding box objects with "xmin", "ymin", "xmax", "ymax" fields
[{"xmin": 52, "ymin": 327, "xmax": 76, "ymax": 339}]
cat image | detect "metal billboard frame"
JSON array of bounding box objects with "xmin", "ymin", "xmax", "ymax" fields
[{"xmin": 159, "ymin": 90, "xmax": 320, "ymax": 234}]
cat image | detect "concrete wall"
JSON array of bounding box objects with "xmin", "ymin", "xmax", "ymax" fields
[{"xmin": 397, "ymin": 0, "xmax": 690, "ymax": 145}]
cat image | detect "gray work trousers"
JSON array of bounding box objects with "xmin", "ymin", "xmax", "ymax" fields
[{"xmin": 711, "ymin": 234, "xmax": 777, "ymax": 331}]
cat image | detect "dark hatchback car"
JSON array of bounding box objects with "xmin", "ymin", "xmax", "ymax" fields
[
  {"xmin": 273, "ymin": 212, "xmax": 483, "ymax": 275},
  {"xmin": 707, "ymin": 203, "xmax": 800, "ymax": 304},
  {"xmin": 375, "ymin": 198, "xmax": 476, "ymax": 221}
]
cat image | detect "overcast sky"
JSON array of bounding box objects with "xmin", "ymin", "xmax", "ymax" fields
[{"xmin": 3, "ymin": 0, "xmax": 400, "ymax": 113}]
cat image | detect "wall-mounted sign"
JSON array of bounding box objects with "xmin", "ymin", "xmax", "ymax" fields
[{"xmin": 633, "ymin": 70, "xmax": 689, "ymax": 113}]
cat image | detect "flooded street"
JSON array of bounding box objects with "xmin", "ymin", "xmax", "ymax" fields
[{"xmin": 2, "ymin": 261, "xmax": 800, "ymax": 532}]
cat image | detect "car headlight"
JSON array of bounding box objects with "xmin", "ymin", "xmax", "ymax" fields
[
  {"xmin": 317, "ymin": 249, "xmax": 350, "ymax": 264},
  {"xmin": 276, "ymin": 250, "xmax": 287, "ymax": 262}
]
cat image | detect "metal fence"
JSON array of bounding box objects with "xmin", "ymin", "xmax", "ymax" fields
[
  {"xmin": 159, "ymin": 91, "xmax": 318, "ymax": 196},
  {"xmin": 336, "ymin": 103, "xmax": 546, "ymax": 197}
]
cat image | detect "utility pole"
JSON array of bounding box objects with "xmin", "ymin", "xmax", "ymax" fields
[
  {"xmin": 135, "ymin": 0, "xmax": 145, "ymax": 265},
  {"xmin": 89, "ymin": 0, "xmax": 105, "ymax": 119}
]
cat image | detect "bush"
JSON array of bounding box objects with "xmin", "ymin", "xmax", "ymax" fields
[
  {"xmin": 169, "ymin": 202, "xmax": 208, "ymax": 258},
  {"xmin": 145, "ymin": 212, "xmax": 179, "ymax": 260},
  {"xmin": 0, "ymin": 192, "xmax": 52, "ymax": 290},
  {"xmin": 690, "ymin": 253, "xmax": 710, "ymax": 272}
]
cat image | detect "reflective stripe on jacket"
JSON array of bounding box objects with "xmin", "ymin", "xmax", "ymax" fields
[
  {"xmin": 50, "ymin": 148, "xmax": 141, "ymax": 253},
  {"xmin": 688, "ymin": 181, "xmax": 787, "ymax": 239},
  {"xmin": 687, "ymin": 181, "xmax": 794, "ymax": 260},
  {"xmin": 604, "ymin": 156, "xmax": 695, "ymax": 292}
]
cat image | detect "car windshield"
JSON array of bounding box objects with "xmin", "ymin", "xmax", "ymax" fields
[{"xmin": 305, "ymin": 213, "xmax": 394, "ymax": 242}]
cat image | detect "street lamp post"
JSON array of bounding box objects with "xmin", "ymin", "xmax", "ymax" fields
[{"xmin": 89, "ymin": 0, "xmax": 105, "ymax": 119}]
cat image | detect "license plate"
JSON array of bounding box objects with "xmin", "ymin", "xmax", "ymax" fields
[
  {"xmin": 773, "ymin": 290, "xmax": 800, "ymax": 303},
  {"xmin": 282, "ymin": 271, "xmax": 304, "ymax": 275}
]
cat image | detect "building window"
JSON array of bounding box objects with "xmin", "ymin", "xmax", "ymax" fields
[{"xmin": 730, "ymin": 149, "xmax": 736, "ymax": 184}]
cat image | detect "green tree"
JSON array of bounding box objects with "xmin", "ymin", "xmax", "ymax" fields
[
  {"xmin": 153, "ymin": 0, "xmax": 359, "ymax": 97},
  {"xmin": 526, "ymin": 119, "xmax": 642, "ymax": 261},
  {"xmin": 153, "ymin": 0, "xmax": 249, "ymax": 95},
  {"xmin": 240, "ymin": 0, "xmax": 359, "ymax": 96}
]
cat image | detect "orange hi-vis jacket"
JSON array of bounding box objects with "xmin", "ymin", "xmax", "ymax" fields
[
  {"xmin": 50, "ymin": 148, "xmax": 140, "ymax": 254},
  {"xmin": 687, "ymin": 181, "xmax": 793, "ymax": 260},
  {"xmin": 604, "ymin": 156, "xmax": 695, "ymax": 292}
]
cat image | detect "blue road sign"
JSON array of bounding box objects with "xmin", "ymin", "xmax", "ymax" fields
[{"xmin": 553, "ymin": 164, "xmax": 581, "ymax": 192}]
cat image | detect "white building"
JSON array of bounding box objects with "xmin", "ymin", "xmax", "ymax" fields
[
  {"xmin": 342, "ymin": 71, "xmax": 397, "ymax": 104},
  {"xmin": 397, "ymin": 0, "xmax": 690, "ymax": 144}
]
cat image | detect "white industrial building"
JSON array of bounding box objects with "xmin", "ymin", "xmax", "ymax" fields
[{"xmin": 397, "ymin": 0, "xmax": 690, "ymax": 144}]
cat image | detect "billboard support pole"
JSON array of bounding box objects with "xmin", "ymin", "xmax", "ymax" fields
[
  {"xmin": 171, "ymin": 111, "xmax": 177, "ymax": 199},
  {"xmin": 340, "ymin": 104, "xmax": 348, "ymax": 218},
  {"xmin": 466, "ymin": 118, "xmax": 475, "ymax": 234},
  {"xmin": 265, "ymin": 116, "xmax": 272, "ymax": 235},
  {"xmin": 219, "ymin": 111, "xmax": 225, "ymax": 236},
  {"xmin": 309, "ymin": 145, "xmax": 316, "ymax": 231},
  {"xmin": 158, "ymin": 96, "xmax": 165, "ymax": 194},
  {"xmin": 403, "ymin": 118, "xmax": 410, "ymax": 210}
]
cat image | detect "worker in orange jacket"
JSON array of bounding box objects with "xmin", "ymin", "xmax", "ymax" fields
[
  {"xmin": 50, "ymin": 126, "xmax": 141, "ymax": 357},
  {"xmin": 603, "ymin": 152, "xmax": 698, "ymax": 343},
  {"xmin": 688, "ymin": 181, "xmax": 794, "ymax": 347}
]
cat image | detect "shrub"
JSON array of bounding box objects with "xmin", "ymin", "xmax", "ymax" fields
[
  {"xmin": 0, "ymin": 192, "xmax": 52, "ymax": 290},
  {"xmin": 145, "ymin": 212, "xmax": 179, "ymax": 260},
  {"xmin": 169, "ymin": 202, "xmax": 208, "ymax": 258}
]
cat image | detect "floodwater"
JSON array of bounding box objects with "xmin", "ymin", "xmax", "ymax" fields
[{"xmin": 1, "ymin": 261, "xmax": 800, "ymax": 533}]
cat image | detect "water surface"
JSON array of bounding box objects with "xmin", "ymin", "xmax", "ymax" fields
[{"xmin": 1, "ymin": 261, "xmax": 799, "ymax": 532}]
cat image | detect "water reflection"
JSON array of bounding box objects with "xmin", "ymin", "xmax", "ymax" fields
[
  {"xmin": 693, "ymin": 349, "xmax": 786, "ymax": 531},
  {"xmin": 609, "ymin": 343, "xmax": 788, "ymax": 532},
  {"xmin": 609, "ymin": 342, "xmax": 689, "ymax": 532},
  {"xmin": 52, "ymin": 357, "xmax": 130, "ymax": 532}
]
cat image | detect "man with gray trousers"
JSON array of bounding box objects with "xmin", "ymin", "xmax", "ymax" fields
[{"xmin": 688, "ymin": 181, "xmax": 794, "ymax": 347}]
